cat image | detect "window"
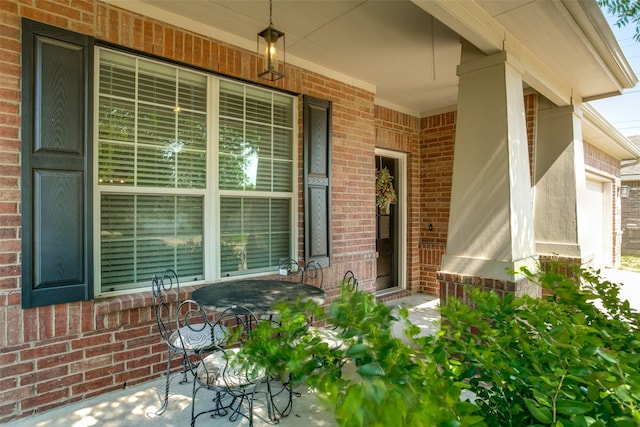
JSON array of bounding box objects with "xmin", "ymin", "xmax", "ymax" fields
[
  {"xmin": 96, "ymin": 48, "xmax": 295, "ymax": 294},
  {"xmin": 219, "ymin": 82, "xmax": 295, "ymax": 276}
]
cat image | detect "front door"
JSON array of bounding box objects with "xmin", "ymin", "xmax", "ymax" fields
[{"xmin": 375, "ymin": 155, "xmax": 397, "ymax": 291}]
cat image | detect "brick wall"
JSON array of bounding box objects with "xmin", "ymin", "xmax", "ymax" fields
[
  {"xmin": 419, "ymin": 112, "xmax": 456, "ymax": 294},
  {"xmin": 0, "ymin": 0, "xmax": 384, "ymax": 421},
  {"xmin": 374, "ymin": 106, "xmax": 421, "ymax": 294},
  {"xmin": 621, "ymin": 180, "xmax": 640, "ymax": 255}
]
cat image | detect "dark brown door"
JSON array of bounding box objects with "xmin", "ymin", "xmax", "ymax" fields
[{"xmin": 375, "ymin": 156, "xmax": 397, "ymax": 291}]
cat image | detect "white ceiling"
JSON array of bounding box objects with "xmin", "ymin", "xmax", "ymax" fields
[{"xmin": 107, "ymin": 0, "xmax": 636, "ymax": 118}]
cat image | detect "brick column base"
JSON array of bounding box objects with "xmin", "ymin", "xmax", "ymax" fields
[
  {"xmin": 537, "ymin": 254, "xmax": 584, "ymax": 297},
  {"xmin": 437, "ymin": 272, "xmax": 541, "ymax": 306}
]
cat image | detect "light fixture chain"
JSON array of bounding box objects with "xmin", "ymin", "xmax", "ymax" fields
[{"xmin": 269, "ymin": 0, "xmax": 273, "ymax": 27}]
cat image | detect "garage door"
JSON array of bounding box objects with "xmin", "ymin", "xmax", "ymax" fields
[{"xmin": 583, "ymin": 180, "xmax": 606, "ymax": 268}]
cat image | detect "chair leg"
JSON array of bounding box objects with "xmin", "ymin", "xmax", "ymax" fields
[
  {"xmin": 151, "ymin": 352, "xmax": 173, "ymax": 417},
  {"xmin": 190, "ymin": 380, "xmax": 197, "ymax": 427},
  {"xmin": 227, "ymin": 393, "xmax": 248, "ymax": 423},
  {"xmin": 268, "ymin": 375, "xmax": 294, "ymax": 419},
  {"xmin": 179, "ymin": 353, "xmax": 191, "ymax": 384}
]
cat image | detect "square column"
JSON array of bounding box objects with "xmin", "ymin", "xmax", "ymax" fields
[
  {"xmin": 439, "ymin": 42, "xmax": 539, "ymax": 300},
  {"xmin": 534, "ymin": 102, "xmax": 588, "ymax": 263}
]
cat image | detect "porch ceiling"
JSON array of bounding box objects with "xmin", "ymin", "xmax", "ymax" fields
[{"xmin": 105, "ymin": 0, "xmax": 636, "ymax": 118}]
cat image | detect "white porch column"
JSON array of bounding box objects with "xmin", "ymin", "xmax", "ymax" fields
[
  {"xmin": 440, "ymin": 42, "xmax": 538, "ymax": 297},
  {"xmin": 534, "ymin": 102, "xmax": 588, "ymax": 263}
]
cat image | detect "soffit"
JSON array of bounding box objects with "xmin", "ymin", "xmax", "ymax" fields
[{"xmin": 104, "ymin": 0, "xmax": 635, "ymax": 118}]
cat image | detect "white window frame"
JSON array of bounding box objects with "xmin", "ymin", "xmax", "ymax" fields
[{"xmin": 93, "ymin": 47, "xmax": 298, "ymax": 297}]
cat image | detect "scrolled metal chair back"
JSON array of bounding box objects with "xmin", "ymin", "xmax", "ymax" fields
[
  {"xmin": 151, "ymin": 269, "xmax": 180, "ymax": 346},
  {"xmin": 216, "ymin": 305, "xmax": 258, "ymax": 346},
  {"xmin": 175, "ymin": 298, "xmax": 212, "ymax": 349},
  {"xmin": 277, "ymin": 258, "xmax": 303, "ymax": 281},
  {"xmin": 342, "ymin": 270, "xmax": 359, "ymax": 292},
  {"xmin": 302, "ymin": 260, "xmax": 324, "ymax": 289}
]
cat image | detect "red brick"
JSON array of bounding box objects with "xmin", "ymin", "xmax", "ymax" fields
[
  {"xmin": 38, "ymin": 373, "xmax": 83, "ymax": 394},
  {"xmin": 0, "ymin": 377, "xmax": 17, "ymax": 391},
  {"xmin": 113, "ymin": 345, "xmax": 149, "ymax": 363},
  {"xmin": 114, "ymin": 324, "xmax": 150, "ymax": 341},
  {"xmin": 84, "ymin": 362, "xmax": 125, "ymax": 381},
  {"xmin": 69, "ymin": 354, "xmax": 111, "ymax": 374},
  {"xmin": 85, "ymin": 342, "xmax": 124, "ymax": 358},
  {"xmin": 21, "ymin": 388, "xmax": 69, "ymax": 410},
  {"xmin": 0, "ymin": 401, "xmax": 17, "ymax": 420},
  {"xmin": 22, "ymin": 365, "xmax": 69, "ymax": 386},
  {"xmin": 114, "ymin": 365, "xmax": 151, "ymax": 383},
  {"xmin": 125, "ymin": 354, "xmax": 157, "ymax": 370},
  {"xmin": 70, "ymin": 333, "xmax": 112, "ymax": 350},
  {"xmin": 36, "ymin": 350, "xmax": 83, "ymax": 369},
  {"xmin": 21, "ymin": 341, "xmax": 68, "ymax": 361},
  {"xmin": 54, "ymin": 304, "xmax": 68, "ymax": 336},
  {"xmin": 0, "ymin": 386, "xmax": 34, "ymax": 407},
  {"xmin": 81, "ymin": 300, "xmax": 94, "ymax": 332},
  {"xmin": 38, "ymin": 305, "xmax": 55, "ymax": 339},
  {"xmin": 71, "ymin": 376, "xmax": 114, "ymax": 394}
]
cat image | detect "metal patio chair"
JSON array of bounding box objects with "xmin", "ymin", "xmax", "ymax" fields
[
  {"xmin": 309, "ymin": 270, "xmax": 359, "ymax": 350},
  {"xmin": 150, "ymin": 269, "xmax": 222, "ymax": 416},
  {"xmin": 190, "ymin": 305, "xmax": 272, "ymax": 427}
]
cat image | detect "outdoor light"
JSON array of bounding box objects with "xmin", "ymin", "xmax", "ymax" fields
[{"xmin": 257, "ymin": 0, "xmax": 285, "ymax": 81}]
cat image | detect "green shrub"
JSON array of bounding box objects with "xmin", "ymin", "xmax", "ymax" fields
[
  {"xmin": 238, "ymin": 262, "xmax": 640, "ymax": 427},
  {"xmin": 437, "ymin": 263, "xmax": 640, "ymax": 426}
]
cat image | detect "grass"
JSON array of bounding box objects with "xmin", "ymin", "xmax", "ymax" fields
[{"xmin": 620, "ymin": 256, "xmax": 640, "ymax": 272}]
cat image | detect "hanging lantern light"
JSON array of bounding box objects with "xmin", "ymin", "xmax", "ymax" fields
[{"xmin": 257, "ymin": 0, "xmax": 285, "ymax": 81}]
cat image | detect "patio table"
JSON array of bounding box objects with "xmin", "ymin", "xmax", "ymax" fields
[
  {"xmin": 191, "ymin": 278, "xmax": 325, "ymax": 420},
  {"xmin": 191, "ymin": 278, "xmax": 326, "ymax": 315}
]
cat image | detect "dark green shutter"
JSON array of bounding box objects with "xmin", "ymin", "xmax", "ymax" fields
[
  {"xmin": 21, "ymin": 19, "xmax": 94, "ymax": 308},
  {"xmin": 303, "ymin": 96, "xmax": 331, "ymax": 267}
]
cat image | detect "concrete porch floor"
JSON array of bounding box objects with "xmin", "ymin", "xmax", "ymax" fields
[{"xmin": 6, "ymin": 294, "xmax": 440, "ymax": 427}]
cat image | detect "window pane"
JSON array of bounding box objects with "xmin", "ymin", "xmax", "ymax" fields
[
  {"xmin": 219, "ymin": 118, "xmax": 260, "ymax": 190},
  {"xmin": 273, "ymin": 127, "xmax": 293, "ymax": 160},
  {"xmin": 255, "ymin": 157, "xmax": 273, "ymax": 191},
  {"xmin": 137, "ymin": 103, "xmax": 175, "ymax": 147},
  {"xmin": 100, "ymin": 194, "xmax": 203, "ymax": 292},
  {"xmin": 273, "ymin": 160, "xmax": 292, "ymax": 192},
  {"xmin": 273, "ymin": 93, "xmax": 293, "ymax": 127},
  {"xmin": 138, "ymin": 61, "xmax": 176, "ymax": 105},
  {"xmin": 178, "ymin": 69, "xmax": 207, "ymax": 111},
  {"xmin": 98, "ymin": 49, "xmax": 207, "ymax": 292},
  {"xmin": 98, "ymin": 50, "xmax": 207, "ymax": 191},
  {"xmin": 220, "ymin": 197, "xmax": 290, "ymax": 276},
  {"xmin": 246, "ymin": 86, "xmax": 272, "ymax": 123},
  {"xmin": 246, "ymin": 123, "xmax": 272, "ymax": 157},
  {"xmin": 219, "ymin": 80, "xmax": 244, "ymax": 119},
  {"xmin": 99, "ymin": 51, "xmax": 135, "ymax": 98},
  {"xmin": 98, "ymin": 97, "xmax": 135, "ymax": 143},
  {"xmin": 98, "ymin": 98, "xmax": 135, "ymax": 185},
  {"xmin": 219, "ymin": 80, "xmax": 293, "ymax": 194}
]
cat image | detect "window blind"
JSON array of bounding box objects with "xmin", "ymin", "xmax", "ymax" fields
[{"xmin": 97, "ymin": 50, "xmax": 207, "ymax": 292}]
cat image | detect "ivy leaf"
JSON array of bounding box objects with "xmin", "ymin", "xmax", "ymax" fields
[
  {"xmin": 524, "ymin": 397, "xmax": 553, "ymax": 424},
  {"xmin": 346, "ymin": 343, "xmax": 369, "ymax": 357},
  {"xmin": 555, "ymin": 399, "xmax": 593, "ymax": 415},
  {"xmin": 357, "ymin": 362, "xmax": 385, "ymax": 377},
  {"xmin": 595, "ymin": 348, "xmax": 617, "ymax": 364}
]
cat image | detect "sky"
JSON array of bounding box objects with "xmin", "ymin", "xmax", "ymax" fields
[{"xmin": 589, "ymin": 14, "xmax": 640, "ymax": 138}]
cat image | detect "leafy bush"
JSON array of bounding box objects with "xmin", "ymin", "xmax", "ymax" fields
[
  {"xmin": 437, "ymin": 263, "xmax": 640, "ymax": 426},
  {"xmin": 238, "ymin": 262, "xmax": 640, "ymax": 426}
]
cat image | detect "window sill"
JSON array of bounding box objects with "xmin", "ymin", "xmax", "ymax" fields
[
  {"xmin": 94, "ymin": 291, "xmax": 153, "ymax": 315},
  {"xmin": 93, "ymin": 284, "xmax": 207, "ymax": 315}
]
